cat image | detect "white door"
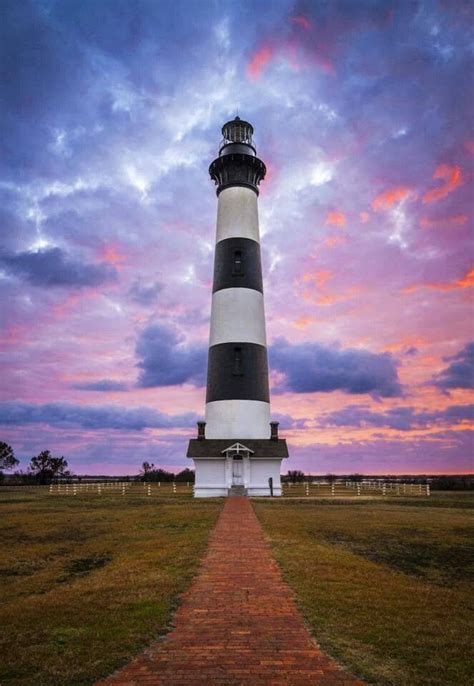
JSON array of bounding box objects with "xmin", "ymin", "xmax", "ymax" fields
[{"xmin": 232, "ymin": 458, "xmax": 244, "ymax": 485}]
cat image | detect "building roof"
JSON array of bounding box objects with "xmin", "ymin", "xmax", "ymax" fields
[{"xmin": 187, "ymin": 438, "xmax": 289, "ymax": 458}]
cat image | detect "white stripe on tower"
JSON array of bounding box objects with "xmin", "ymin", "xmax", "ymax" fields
[
  {"xmin": 205, "ymin": 117, "xmax": 270, "ymax": 440},
  {"xmin": 209, "ymin": 288, "xmax": 267, "ymax": 347},
  {"xmin": 216, "ymin": 186, "xmax": 260, "ymax": 243}
]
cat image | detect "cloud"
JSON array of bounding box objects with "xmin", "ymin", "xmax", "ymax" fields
[
  {"xmin": 135, "ymin": 323, "xmax": 207, "ymax": 388},
  {"xmin": 325, "ymin": 210, "xmax": 346, "ymax": 227},
  {"xmin": 402, "ymin": 267, "xmax": 474, "ymax": 293},
  {"xmin": 0, "ymin": 248, "xmax": 117, "ymax": 287},
  {"xmin": 0, "ymin": 401, "xmax": 197, "ymax": 431},
  {"xmin": 423, "ymin": 164, "xmax": 462, "ymax": 203},
  {"xmin": 372, "ymin": 187, "xmax": 412, "ymax": 211},
  {"xmin": 247, "ymin": 44, "xmax": 275, "ymax": 80},
  {"xmin": 433, "ymin": 342, "xmax": 474, "ymax": 391},
  {"xmin": 270, "ymin": 339, "xmax": 402, "ymax": 397},
  {"xmin": 420, "ymin": 215, "xmax": 467, "ymax": 229},
  {"xmin": 318, "ymin": 403, "xmax": 474, "ymax": 431},
  {"xmin": 128, "ymin": 279, "xmax": 163, "ymax": 305},
  {"xmin": 291, "ymin": 15, "xmax": 311, "ymax": 31},
  {"xmin": 72, "ymin": 380, "xmax": 128, "ymax": 392}
]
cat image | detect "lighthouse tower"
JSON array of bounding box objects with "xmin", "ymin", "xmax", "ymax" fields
[{"xmin": 187, "ymin": 117, "xmax": 288, "ymax": 497}]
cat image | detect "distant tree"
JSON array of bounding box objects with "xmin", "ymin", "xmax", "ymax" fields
[
  {"xmin": 350, "ymin": 473, "xmax": 364, "ymax": 483},
  {"xmin": 140, "ymin": 461, "xmax": 155, "ymax": 482},
  {"xmin": 325, "ymin": 473, "xmax": 337, "ymax": 483},
  {"xmin": 145, "ymin": 468, "xmax": 174, "ymax": 483},
  {"xmin": 175, "ymin": 468, "xmax": 195, "ymax": 483},
  {"xmin": 0, "ymin": 442, "xmax": 19, "ymax": 471},
  {"xmin": 287, "ymin": 470, "xmax": 305, "ymax": 483},
  {"xmin": 29, "ymin": 451, "xmax": 69, "ymax": 484}
]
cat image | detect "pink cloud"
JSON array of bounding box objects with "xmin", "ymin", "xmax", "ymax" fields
[
  {"xmin": 372, "ymin": 186, "xmax": 412, "ymax": 211},
  {"xmin": 402, "ymin": 267, "xmax": 474, "ymax": 293},
  {"xmin": 420, "ymin": 215, "xmax": 468, "ymax": 229},
  {"xmin": 422, "ymin": 164, "xmax": 462, "ymax": 204},
  {"xmin": 325, "ymin": 210, "xmax": 346, "ymax": 227},
  {"xmin": 325, "ymin": 235, "xmax": 347, "ymax": 248},
  {"xmin": 98, "ymin": 242, "xmax": 127, "ymax": 267},
  {"xmin": 291, "ymin": 15, "xmax": 312, "ymax": 31},
  {"xmin": 247, "ymin": 44, "xmax": 275, "ymax": 80}
]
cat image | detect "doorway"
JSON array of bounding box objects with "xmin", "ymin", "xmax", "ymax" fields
[{"xmin": 232, "ymin": 457, "xmax": 244, "ymax": 486}]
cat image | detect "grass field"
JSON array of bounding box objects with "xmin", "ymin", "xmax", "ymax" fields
[
  {"xmin": 254, "ymin": 492, "xmax": 474, "ymax": 686},
  {"xmin": 0, "ymin": 486, "xmax": 222, "ymax": 686},
  {"xmin": 2, "ymin": 486, "xmax": 473, "ymax": 686}
]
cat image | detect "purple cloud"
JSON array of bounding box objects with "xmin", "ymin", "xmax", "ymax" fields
[
  {"xmin": 318, "ymin": 404, "xmax": 474, "ymax": 432},
  {"xmin": 433, "ymin": 342, "xmax": 474, "ymax": 391},
  {"xmin": 0, "ymin": 247, "xmax": 117, "ymax": 288},
  {"xmin": 135, "ymin": 323, "xmax": 207, "ymax": 388},
  {"xmin": 0, "ymin": 401, "xmax": 197, "ymax": 431},
  {"xmin": 72, "ymin": 380, "xmax": 129, "ymax": 392},
  {"xmin": 270, "ymin": 338, "xmax": 402, "ymax": 397},
  {"xmin": 128, "ymin": 279, "xmax": 163, "ymax": 305}
]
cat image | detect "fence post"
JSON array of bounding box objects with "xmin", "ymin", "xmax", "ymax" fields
[
  {"xmin": 426, "ymin": 484, "xmax": 430, "ymax": 497},
  {"xmin": 331, "ymin": 484, "xmax": 335, "ymax": 497},
  {"xmin": 382, "ymin": 483, "xmax": 386, "ymax": 496},
  {"xmin": 357, "ymin": 484, "xmax": 361, "ymax": 496},
  {"xmin": 305, "ymin": 483, "xmax": 309, "ymax": 496},
  {"xmin": 147, "ymin": 485, "xmax": 151, "ymax": 496},
  {"xmin": 173, "ymin": 482, "xmax": 176, "ymax": 494}
]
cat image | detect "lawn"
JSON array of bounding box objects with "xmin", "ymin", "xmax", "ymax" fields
[
  {"xmin": 0, "ymin": 486, "xmax": 222, "ymax": 686},
  {"xmin": 254, "ymin": 492, "xmax": 474, "ymax": 686}
]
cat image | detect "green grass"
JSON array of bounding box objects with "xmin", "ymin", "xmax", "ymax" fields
[
  {"xmin": 254, "ymin": 491, "xmax": 474, "ymax": 686},
  {"xmin": 0, "ymin": 486, "xmax": 222, "ymax": 686}
]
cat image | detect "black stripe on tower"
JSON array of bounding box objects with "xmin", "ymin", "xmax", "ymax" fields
[
  {"xmin": 213, "ymin": 238, "xmax": 263, "ymax": 293},
  {"xmin": 206, "ymin": 342, "xmax": 270, "ymax": 403}
]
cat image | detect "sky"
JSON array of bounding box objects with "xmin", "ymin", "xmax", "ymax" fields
[{"xmin": 1, "ymin": 0, "xmax": 473, "ymax": 476}]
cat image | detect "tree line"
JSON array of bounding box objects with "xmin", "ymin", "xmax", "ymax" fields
[
  {"xmin": 0, "ymin": 444, "xmax": 196, "ymax": 484},
  {"xmin": 0, "ymin": 442, "xmax": 69, "ymax": 484}
]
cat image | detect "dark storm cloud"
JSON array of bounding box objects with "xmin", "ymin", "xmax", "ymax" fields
[
  {"xmin": 318, "ymin": 404, "xmax": 474, "ymax": 431},
  {"xmin": 433, "ymin": 342, "xmax": 474, "ymax": 391},
  {"xmin": 0, "ymin": 247, "xmax": 117, "ymax": 287},
  {"xmin": 135, "ymin": 323, "xmax": 207, "ymax": 388},
  {"xmin": 0, "ymin": 401, "xmax": 197, "ymax": 431},
  {"xmin": 270, "ymin": 338, "xmax": 402, "ymax": 397},
  {"xmin": 72, "ymin": 380, "xmax": 129, "ymax": 392}
]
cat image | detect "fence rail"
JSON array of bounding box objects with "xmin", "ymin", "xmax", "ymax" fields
[
  {"xmin": 282, "ymin": 481, "xmax": 430, "ymax": 497},
  {"xmin": 1, "ymin": 480, "xmax": 430, "ymax": 498}
]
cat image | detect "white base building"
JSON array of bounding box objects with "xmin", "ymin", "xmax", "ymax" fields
[{"xmin": 188, "ymin": 432, "xmax": 288, "ymax": 497}]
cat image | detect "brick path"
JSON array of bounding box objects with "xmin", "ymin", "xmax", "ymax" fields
[{"xmin": 97, "ymin": 497, "xmax": 365, "ymax": 686}]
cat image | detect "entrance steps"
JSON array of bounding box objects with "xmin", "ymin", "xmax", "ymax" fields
[{"xmin": 228, "ymin": 485, "xmax": 247, "ymax": 496}]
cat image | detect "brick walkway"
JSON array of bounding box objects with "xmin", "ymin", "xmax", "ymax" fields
[{"xmin": 97, "ymin": 497, "xmax": 365, "ymax": 686}]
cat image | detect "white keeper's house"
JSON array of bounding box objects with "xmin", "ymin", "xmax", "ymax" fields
[{"xmin": 187, "ymin": 117, "xmax": 288, "ymax": 497}]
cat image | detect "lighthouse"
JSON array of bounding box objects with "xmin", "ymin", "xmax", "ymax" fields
[{"xmin": 187, "ymin": 117, "xmax": 288, "ymax": 497}]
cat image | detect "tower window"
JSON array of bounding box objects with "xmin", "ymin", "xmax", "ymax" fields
[
  {"xmin": 232, "ymin": 250, "xmax": 243, "ymax": 275},
  {"xmin": 232, "ymin": 346, "xmax": 243, "ymax": 376}
]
